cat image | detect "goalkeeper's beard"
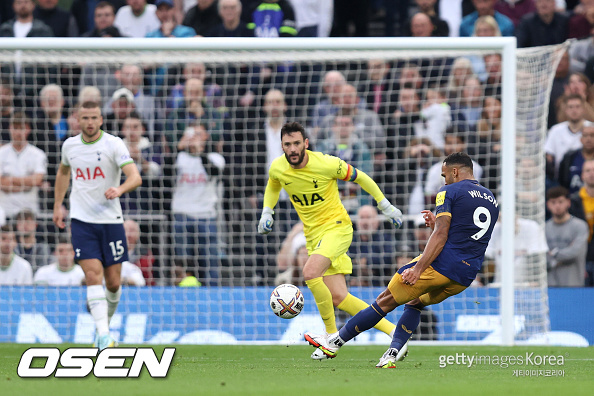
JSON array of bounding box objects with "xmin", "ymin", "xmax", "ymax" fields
[{"xmin": 285, "ymin": 149, "xmax": 305, "ymax": 166}]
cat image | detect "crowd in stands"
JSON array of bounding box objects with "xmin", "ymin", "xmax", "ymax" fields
[{"xmin": 0, "ymin": 0, "xmax": 594, "ymax": 288}]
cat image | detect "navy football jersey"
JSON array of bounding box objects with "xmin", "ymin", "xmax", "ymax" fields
[{"xmin": 431, "ymin": 179, "xmax": 499, "ymax": 286}]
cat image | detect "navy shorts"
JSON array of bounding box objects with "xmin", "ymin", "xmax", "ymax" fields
[{"xmin": 71, "ymin": 219, "xmax": 129, "ymax": 267}]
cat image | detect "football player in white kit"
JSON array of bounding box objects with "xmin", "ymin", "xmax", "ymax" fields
[{"xmin": 53, "ymin": 101, "xmax": 142, "ymax": 350}]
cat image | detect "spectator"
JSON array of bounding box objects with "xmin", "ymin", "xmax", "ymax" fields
[
  {"xmin": 71, "ymin": 0, "xmax": 125, "ymax": 35},
  {"xmin": 495, "ymin": 0, "xmax": 536, "ymax": 27},
  {"xmin": 33, "ymin": 236, "xmax": 85, "ymax": 286},
  {"xmin": 549, "ymin": 50, "xmax": 570, "ymax": 128},
  {"xmin": 486, "ymin": 215, "xmax": 549, "ymax": 285},
  {"xmin": 79, "ymin": 86, "xmax": 102, "ymax": 107},
  {"xmin": 34, "ymin": 84, "xmax": 68, "ymax": 186},
  {"xmin": 310, "ymin": 70, "xmax": 346, "ymax": 136},
  {"xmin": 570, "ymin": 158, "xmax": 594, "ymax": 286},
  {"xmin": 358, "ymin": 59, "xmax": 398, "ymax": 126},
  {"xmin": 287, "ymin": 0, "xmax": 333, "ymax": 37},
  {"xmin": 317, "ymin": 115, "xmax": 374, "ymax": 212},
  {"xmin": 33, "ymin": 0, "xmax": 78, "ymax": 37},
  {"xmin": 165, "ymin": 78, "xmax": 223, "ymax": 153},
  {"xmin": 247, "ymin": 0, "xmax": 297, "ymax": 37},
  {"xmin": 14, "ymin": 209, "xmax": 52, "ymax": 271},
  {"xmin": 332, "ymin": 0, "xmax": 369, "ymax": 37},
  {"xmin": 403, "ymin": 0, "xmax": 450, "ymax": 37},
  {"xmin": 165, "ymin": 62, "xmax": 225, "ymax": 115},
  {"xmin": 459, "ymin": 0, "xmax": 514, "ymax": 37},
  {"xmin": 114, "ymin": 0, "xmax": 159, "ymax": 37},
  {"xmin": 0, "ymin": 112, "xmax": 47, "ymax": 218},
  {"xmin": 182, "ymin": 0, "xmax": 221, "ymax": 37},
  {"xmin": 546, "ymin": 94, "xmax": 593, "ymax": 179},
  {"xmin": 0, "ymin": 224, "xmax": 32, "ymax": 285},
  {"xmin": 567, "ymin": 0, "xmax": 594, "ymax": 40},
  {"xmin": 103, "ymin": 87, "xmax": 136, "ymax": 137},
  {"xmin": 146, "ymin": 0, "xmax": 196, "ymax": 37},
  {"xmin": 104, "ymin": 64, "xmax": 158, "ymax": 137},
  {"xmin": 451, "ymin": 75, "xmax": 484, "ymax": 132},
  {"xmin": 569, "ymin": 32, "xmax": 594, "ymax": 74},
  {"xmin": 515, "ymin": 0, "xmax": 569, "ymax": 48},
  {"xmin": 407, "ymin": 12, "xmax": 444, "ymax": 37},
  {"xmin": 555, "ymin": 72, "xmax": 594, "ymax": 124},
  {"xmin": 319, "ymin": 84, "xmax": 386, "ymax": 157},
  {"xmin": 0, "ymin": 79, "xmax": 14, "ymax": 143},
  {"xmin": 476, "ymin": 96, "xmax": 502, "ymax": 192},
  {"xmin": 172, "ymin": 123, "xmax": 225, "ymax": 286},
  {"xmin": 483, "ymin": 53, "xmax": 502, "ymax": 99},
  {"xmin": 275, "ymin": 222, "xmax": 306, "ymax": 286},
  {"xmin": 349, "ymin": 205, "xmax": 395, "ymax": 286},
  {"xmin": 81, "ymin": 1, "xmax": 123, "ymax": 37},
  {"xmin": 67, "ymin": 103, "xmax": 81, "ymax": 137},
  {"xmin": 0, "ymin": 0, "xmax": 53, "ymax": 37},
  {"xmin": 559, "ymin": 125, "xmax": 594, "ymax": 193},
  {"xmin": 446, "ymin": 57, "xmax": 476, "ymax": 101},
  {"xmin": 546, "ymin": 186, "xmax": 588, "ymax": 287},
  {"xmin": 173, "ymin": 262, "xmax": 202, "ymax": 287},
  {"xmin": 123, "ymin": 218, "xmax": 154, "ymax": 285},
  {"xmin": 207, "ymin": 0, "xmax": 253, "ymax": 37},
  {"xmin": 417, "ymin": 87, "xmax": 452, "ymax": 150}
]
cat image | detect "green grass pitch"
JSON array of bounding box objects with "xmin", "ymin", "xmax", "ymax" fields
[{"xmin": 0, "ymin": 344, "xmax": 592, "ymax": 396}]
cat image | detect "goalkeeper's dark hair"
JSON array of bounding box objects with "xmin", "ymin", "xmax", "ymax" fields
[
  {"xmin": 443, "ymin": 152, "xmax": 473, "ymax": 172},
  {"xmin": 546, "ymin": 186, "xmax": 569, "ymax": 201},
  {"xmin": 281, "ymin": 122, "xmax": 307, "ymax": 140}
]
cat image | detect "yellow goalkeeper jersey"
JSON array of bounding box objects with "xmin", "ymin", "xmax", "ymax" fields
[{"xmin": 265, "ymin": 150, "xmax": 355, "ymax": 237}]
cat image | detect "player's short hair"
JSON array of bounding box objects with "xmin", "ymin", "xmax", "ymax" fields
[
  {"xmin": 80, "ymin": 100, "xmax": 101, "ymax": 110},
  {"xmin": 10, "ymin": 112, "xmax": 30, "ymax": 128},
  {"xmin": 281, "ymin": 122, "xmax": 307, "ymax": 140},
  {"xmin": 546, "ymin": 186, "xmax": 569, "ymax": 201},
  {"xmin": 15, "ymin": 209, "xmax": 35, "ymax": 222},
  {"xmin": 443, "ymin": 152, "xmax": 473, "ymax": 171}
]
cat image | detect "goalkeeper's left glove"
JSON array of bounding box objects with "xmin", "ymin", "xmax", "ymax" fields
[
  {"xmin": 257, "ymin": 207, "xmax": 274, "ymax": 234},
  {"xmin": 377, "ymin": 198, "xmax": 403, "ymax": 229}
]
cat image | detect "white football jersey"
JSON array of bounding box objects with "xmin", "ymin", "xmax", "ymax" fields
[
  {"xmin": 0, "ymin": 143, "xmax": 47, "ymax": 217},
  {"xmin": 171, "ymin": 152, "xmax": 225, "ymax": 218},
  {"xmin": 121, "ymin": 261, "xmax": 146, "ymax": 286},
  {"xmin": 33, "ymin": 263, "xmax": 85, "ymax": 286},
  {"xmin": 61, "ymin": 131, "xmax": 133, "ymax": 224},
  {"xmin": 0, "ymin": 254, "xmax": 33, "ymax": 285}
]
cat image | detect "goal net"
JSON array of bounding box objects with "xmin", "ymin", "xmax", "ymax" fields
[{"xmin": 0, "ymin": 38, "xmax": 567, "ymax": 345}]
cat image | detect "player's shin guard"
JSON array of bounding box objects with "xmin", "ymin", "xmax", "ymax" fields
[
  {"xmin": 305, "ymin": 277, "xmax": 337, "ymax": 334},
  {"xmin": 390, "ymin": 304, "xmax": 423, "ymax": 350},
  {"xmin": 87, "ymin": 285, "xmax": 109, "ymax": 336},
  {"xmin": 106, "ymin": 286, "xmax": 122, "ymax": 325},
  {"xmin": 338, "ymin": 301, "xmax": 387, "ymax": 343},
  {"xmin": 337, "ymin": 293, "xmax": 396, "ymax": 336}
]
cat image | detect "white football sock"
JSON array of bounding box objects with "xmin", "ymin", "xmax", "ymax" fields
[
  {"xmin": 87, "ymin": 285, "xmax": 109, "ymax": 336},
  {"xmin": 106, "ymin": 286, "xmax": 122, "ymax": 325}
]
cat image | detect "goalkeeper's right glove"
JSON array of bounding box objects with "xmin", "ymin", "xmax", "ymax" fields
[
  {"xmin": 377, "ymin": 198, "xmax": 403, "ymax": 229},
  {"xmin": 257, "ymin": 207, "xmax": 274, "ymax": 234}
]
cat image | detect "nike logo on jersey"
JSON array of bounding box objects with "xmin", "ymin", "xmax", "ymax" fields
[
  {"xmin": 113, "ymin": 255, "xmax": 123, "ymax": 262},
  {"xmin": 285, "ymin": 182, "xmax": 292, "ymax": 185}
]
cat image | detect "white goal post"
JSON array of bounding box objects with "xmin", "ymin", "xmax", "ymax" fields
[{"xmin": 0, "ymin": 37, "xmax": 567, "ymax": 345}]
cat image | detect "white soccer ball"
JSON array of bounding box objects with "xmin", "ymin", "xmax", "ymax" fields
[{"xmin": 270, "ymin": 284, "xmax": 304, "ymax": 319}]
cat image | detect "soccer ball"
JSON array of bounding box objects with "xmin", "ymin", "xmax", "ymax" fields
[{"xmin": 270, "ymin": 284, "xmax": 304, "ymax": 319}]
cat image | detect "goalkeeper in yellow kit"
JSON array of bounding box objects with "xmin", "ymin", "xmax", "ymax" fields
[{"xmin": 258, "ymin": 122, "xmax": 405, "ymax": 360}]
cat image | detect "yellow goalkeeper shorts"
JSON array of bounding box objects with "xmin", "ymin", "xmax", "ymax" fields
[{"xmin": 306, "ymin": 224, "xmax": 353, "ymax": 276}]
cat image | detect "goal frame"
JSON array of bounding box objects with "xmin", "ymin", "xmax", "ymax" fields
[{"xmin": 0, "ymin": 37, "xmax": 518, "ymax": 345}]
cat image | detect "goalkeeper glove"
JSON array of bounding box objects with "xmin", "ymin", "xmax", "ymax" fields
[
  {"xmin": 377, "ymin": 198, "xmax": 403, "ymax": 229},
  {"xmin": 257, "ymin": 207, "xmax": 274, "ymax": 234}
]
